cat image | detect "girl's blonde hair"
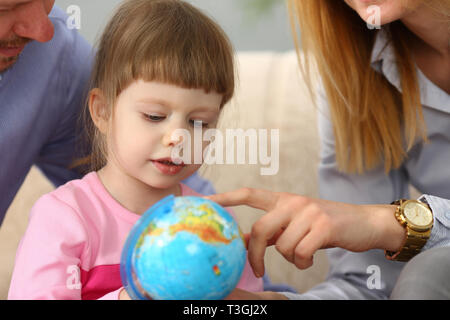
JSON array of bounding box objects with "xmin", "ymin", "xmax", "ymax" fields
[
  {"xmin": 288, "ymin": 0, "xmax": 449, "ymax": 174},
  {"xmin": 80, "ymin": 0, "xmax": 235, "ymax": 171}
]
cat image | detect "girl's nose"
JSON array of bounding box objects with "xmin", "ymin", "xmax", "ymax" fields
[{"xmin": 162, "ymin": 125, "xmax": 187, "ymax": 147}]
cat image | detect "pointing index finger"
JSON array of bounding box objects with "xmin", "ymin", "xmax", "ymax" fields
[{"xmin": 205, "ymin": 188, "xmax": 278, "ymax": 212}]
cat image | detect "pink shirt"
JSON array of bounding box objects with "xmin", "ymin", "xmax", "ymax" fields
[{"xmin": 8, "ymin": 172, "xmax": 263, "ymax": 300}]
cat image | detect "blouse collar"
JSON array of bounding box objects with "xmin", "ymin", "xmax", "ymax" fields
[{"xmin": 370, "ymin": 27, "xmax": 449, "ymax": 114}]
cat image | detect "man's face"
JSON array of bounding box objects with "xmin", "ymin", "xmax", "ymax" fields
[{"xmin": 0, "ymin": 0, "xmax": 55, "ymax": 72}]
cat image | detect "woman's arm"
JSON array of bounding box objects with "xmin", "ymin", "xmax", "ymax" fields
[{"xmin": 207, "ymin": 188, "xmax": 406, "ymax": 276}]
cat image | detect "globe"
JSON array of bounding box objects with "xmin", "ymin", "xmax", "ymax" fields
[{"xmin": 120, "ymin": 195, "xmax": 247, "ymax": 300}]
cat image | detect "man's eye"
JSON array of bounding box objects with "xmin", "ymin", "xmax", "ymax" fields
[
  {"xmin": 190, "ymin": 120, "xmax": 208, "ymax": 128},
  {"xmin": 145, "ymin": 114, "xmax": 165, "ymax": 122}
]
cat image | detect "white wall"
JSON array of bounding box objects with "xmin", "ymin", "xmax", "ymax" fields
[{"xmin": 55, "ymin": 0, "xmax": 294, "ymax": 51}]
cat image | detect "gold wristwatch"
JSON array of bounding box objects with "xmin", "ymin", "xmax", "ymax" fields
[{"xmin": 385, "ymin": 199, "xmax": 433, "ymax": 262}]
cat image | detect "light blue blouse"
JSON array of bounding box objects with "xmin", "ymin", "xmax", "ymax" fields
[{"xmin": 285, "ymin": 28, "xmax": 450, "ymax": 299}]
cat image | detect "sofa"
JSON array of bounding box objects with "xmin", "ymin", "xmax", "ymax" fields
[{"xmin": 0, "ymin": 51, "xmax": 330, "ymax": 299}]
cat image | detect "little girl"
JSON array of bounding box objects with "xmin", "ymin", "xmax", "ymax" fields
[{"xmin": 8, "ymin": 0, "xmax": 263, "ymax": 300}]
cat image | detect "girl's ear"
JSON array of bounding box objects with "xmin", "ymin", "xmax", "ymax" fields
[{"xmin": 89, "ymin": 88, "xmax": 110, "ymax": 134}]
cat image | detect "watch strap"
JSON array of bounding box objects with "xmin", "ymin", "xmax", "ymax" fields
[
  {"xmin": 385, "ymin": 228, "xmax": 430, "ymax": 262},
  {"xmin": 385, "ymin": 199, "xmax": 431, "ymax": 262}
]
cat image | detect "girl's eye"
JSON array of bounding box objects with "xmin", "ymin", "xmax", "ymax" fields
[
  {"xmin": 145, "ymin": 114, "xmax": 166, "ymax": 122},
  {"xmin": 189, "ymin": 120, "xmax": 208, "ymax": 128}
]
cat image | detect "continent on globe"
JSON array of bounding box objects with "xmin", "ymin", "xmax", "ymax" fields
[{"xmin": 141, "ymin": 203, "xmax": 239, "ymax": 246}]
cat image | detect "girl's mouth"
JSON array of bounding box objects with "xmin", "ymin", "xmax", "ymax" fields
[{"xmin": 151, "ymin": 158, "xmax": 185, "ymax": 175}]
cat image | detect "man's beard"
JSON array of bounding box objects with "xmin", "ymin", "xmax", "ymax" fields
[
  {"xmin": 0, "ymin": 37, "xmax": 31, "ymax": 72},
  {"xmin": 0, "ymin": 55, "xmax": 19, "ymax": 72}
]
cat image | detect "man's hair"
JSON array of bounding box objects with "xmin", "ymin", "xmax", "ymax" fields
[{"xmin": 81, "ymin": 0, "xmax": 235, "ymax": 171}]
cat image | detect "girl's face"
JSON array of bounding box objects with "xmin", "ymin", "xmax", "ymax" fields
[
  {"xmin": 343, "ymin": 0, "xmax": 423, "ymax": 25},
  {"xmin": 105, "ymin": 80, "xmax": 222, "ymax": 190}
]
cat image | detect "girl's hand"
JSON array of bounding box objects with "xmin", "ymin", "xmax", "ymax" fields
[
  {"xmin": 119, "ymin": 288, "xmax": 131, "ymax": 300},
  {"xmin": 206, "ymin": 188, "xmax": 404, "ymax": 277}
]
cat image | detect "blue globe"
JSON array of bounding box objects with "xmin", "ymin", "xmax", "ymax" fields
[{"xmin": 120, "ymin": 195, "xmax": 246, "ymax": 300}]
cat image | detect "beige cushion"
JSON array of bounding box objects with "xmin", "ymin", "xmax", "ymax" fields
[{"xmin": 0, "ymin": 50, "xmax": 328, "ymax": 299}]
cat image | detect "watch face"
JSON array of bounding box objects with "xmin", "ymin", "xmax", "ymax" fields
[{"xmin": 404, "ymin": 201, "xmax": 433, "ymax": 228}]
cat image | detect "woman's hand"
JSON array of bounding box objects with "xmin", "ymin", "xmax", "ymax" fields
[
  {"xmin": 206, "ymin": 188, "xmax": 405, "ymax": 277},
  {"xmin": 225, "ymin": 288, "xmax": 288, "ymax": 300}
]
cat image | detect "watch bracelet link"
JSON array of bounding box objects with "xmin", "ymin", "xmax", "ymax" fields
[
  {"xmin": 385, "ymin": 199, "xmax": 431, "ymax": 262},
  {"xmin": 385, "ymin": 228, "xmax": 429, "ymax": 262}
]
